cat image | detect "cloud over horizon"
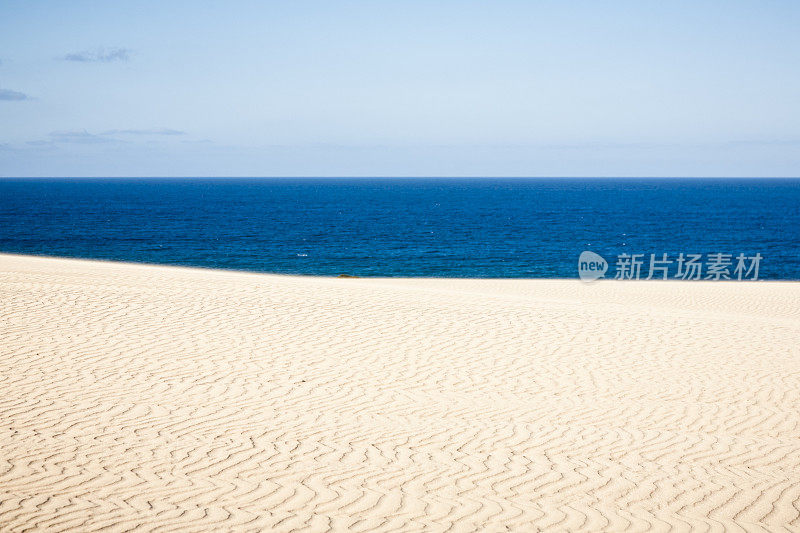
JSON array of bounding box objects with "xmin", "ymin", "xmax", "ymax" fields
[
  {"xmin": 49, "ymin": 130, "xmax": 117, "ymax": 144},
  {"xmin": 101, "ymin": 128, "xmax": 186, "ymax": 136},
  {"xmin": 0, "ymin": 89, "xmax": 29, "ymax": 101},
  {"xmin": 33, "ymin": 128, "xmax": 188, "ymax": 146},
  {"xmin": 61, "ymin": 48, "xmax": 131, "ymax": 63}
]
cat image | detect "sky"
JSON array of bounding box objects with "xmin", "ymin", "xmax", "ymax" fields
[{"xmin": 0, "ymin": 0, "xmax": 799, "ymax": 177}]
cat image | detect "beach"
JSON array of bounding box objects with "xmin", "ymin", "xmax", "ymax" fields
[{"xmin": 1, "ymin": 253, "xmax": 799, "ymax": 531}]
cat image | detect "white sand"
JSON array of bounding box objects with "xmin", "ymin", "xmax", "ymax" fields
[{"xmin": 1, "ymin": 253, "xmax": 799, "ymax": 532}]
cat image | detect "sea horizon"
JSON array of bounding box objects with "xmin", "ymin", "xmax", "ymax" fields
[{"xmin": 2, "ymin": 177, "xmax": 798, "ymax": 280}]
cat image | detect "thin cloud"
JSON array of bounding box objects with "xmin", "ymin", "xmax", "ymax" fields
[
  {"xmin": 61, "ymin": 47, "xmax": 131, "ymax": 63},
  {"xmin": 39, "ymin": 128, "xmax": 186, "ymax": 145},
  {"xmin": 102, "ymin": 128, "xmax": 186, "ymax": 136},
  {"xmin": 49, "ymin": 130, "xmax": 116, "ymax": 144},
  {"xmin": 724, "ymin": 139, "xmax": 800, "ymax": 148},
  {"xmin": 0, "ymin": 89, "xmax": 29, "ymax": 101}
]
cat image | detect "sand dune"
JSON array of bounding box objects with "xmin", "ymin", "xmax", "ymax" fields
[{"xmin": 1, "ymin": 253, "xmax": 799, "ymax": 532}]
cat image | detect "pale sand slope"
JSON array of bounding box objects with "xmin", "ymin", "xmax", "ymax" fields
[{"xmin": 1, "ymin": 254, "xmax": 799, "ymax": 532}]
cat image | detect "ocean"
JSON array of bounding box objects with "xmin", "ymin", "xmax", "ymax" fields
[{"xmin": 0, "ymin": 178, "xmax": 798, "ymax": 279}]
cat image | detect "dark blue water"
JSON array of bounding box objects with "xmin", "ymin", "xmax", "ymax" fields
[{"xmin": 0, "ymin": 178, "xmax": 798, "ymax": 279}]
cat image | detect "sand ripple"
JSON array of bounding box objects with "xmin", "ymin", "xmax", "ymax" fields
[{"xmin": 1, "ymin": 254, "xmax": 799, "ymax": 531}]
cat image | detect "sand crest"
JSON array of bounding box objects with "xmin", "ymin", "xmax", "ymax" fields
[{"xmin": 1, "ymin": 254, "xmax": 799, "ymax": 531}]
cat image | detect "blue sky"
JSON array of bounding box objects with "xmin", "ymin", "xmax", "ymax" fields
[{"xmin": 1, "ymin": 0, "xmax": 798, "ymax": 177}]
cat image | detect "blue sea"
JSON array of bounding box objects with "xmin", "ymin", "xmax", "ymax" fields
[{"xmin": 0, "ymin": 178, "xmax": 798, "ymax": 279}]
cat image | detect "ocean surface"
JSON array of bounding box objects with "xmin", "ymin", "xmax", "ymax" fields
[{"xmin": 0, "ymin": 178, "xmax": 798, "ymax": 279}]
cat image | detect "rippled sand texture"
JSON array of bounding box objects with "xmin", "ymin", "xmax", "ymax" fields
[{"xmin": 1, "ymin": 254, "xmax": 799, "ymax": 532}]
